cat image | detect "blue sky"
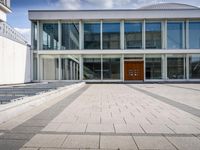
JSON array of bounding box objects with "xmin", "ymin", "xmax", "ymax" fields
[{"xmin": 7, "ymin": 0, "xmax": 200, "ymax": 43}]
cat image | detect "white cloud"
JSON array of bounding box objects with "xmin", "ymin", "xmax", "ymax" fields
[
  {"xmin": 14, "ymin": 28, "xmax": 31, "ymax": 44},
  {"xmin": 57, "ymin": 0, "xmax": 165, "ymax": 9}
]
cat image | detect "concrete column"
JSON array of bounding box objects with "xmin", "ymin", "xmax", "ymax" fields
[
  {"xmin": 58, "ymin": 20, "xmax": 62, "ymax": 50},
  {"xmin": 121, "ymin": 20, "xmax": 125, "ymax": 50},
  {"xmin": 79, "ymin": 56, "xmax": 83, "ymax": 81},
  {"xmin": 37, "ymin": 21, "xmax": 40, "ymax": 50},
  {"xmin": 79, "ymin": 20, "xmax": 83, "ymax": 50},
  {"xmin": 100, "ymin": 20, "xmax": 103, "ymax": 50},
  {"xmin": 59, "ymin": 56, "xmax": 61, "ymax": 80},
  {"xmin": 142, "ymin": 19, "xmax": 146, "ymax": 49}
]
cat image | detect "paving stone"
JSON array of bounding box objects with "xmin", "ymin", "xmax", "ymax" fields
[
  {"xmin": 114, "ymin": 123, "xmax": 144, "ymax": 133},
  {"xmin": 24, "ymin": 134, "xmax": 67, "ymax": 148},
  {"xmin": 42, "ymin": 123, "xmax": 61, "ymax": 131},
  {"xmin": 166, "ymin": 136, "xmax": 200, "ymax": 150},
  {"xmin": 100, "ymin": 136, "xmax": 137, "ymax": 149},
  {"xmin": 0, "ymin": 133, "xmax": 34, "ymax": 140},
  {"xmin": 86, "ymin": 123, "xmax": 115, "ymax": 133},
  {"xmin": 0, "ymin": 139, "xmax": 27, "ymax": 150},
  {"xmin": 19, "ymin": 148, "xmax": 38, "ymax": 150},
  {"xmin": 140, "ymin": 124, "xmax": 175, "ymax": 134},
  {"xmin": 62, "ymin": 135, "xmax": 99, "ymax": 149},
  {"xmin": 134, "ymin": 136, "xmax": 176, "ymax": 150},
  {"xmin": 167, "ymin": 125, "xmax": 200, "ymax": 134},
  {"xmin": 57, "ymin": 123, "xmax": 87, "ymax": 132}
]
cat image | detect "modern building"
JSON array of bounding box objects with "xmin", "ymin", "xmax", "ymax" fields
[
  {"xmin": 29, "ymin": 3, "xmax": 200, "ymax": 82},
  {"xmin": 0, "ymin": 0, "xmax": 31, "ymax": 85}
]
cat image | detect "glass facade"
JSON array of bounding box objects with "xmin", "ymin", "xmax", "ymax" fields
[
  {"xmin": 84, "ymin": 23, "xmax": 101, "ymax": 49},
  {"xmin": 103, "ymin": 57, "xmax": 121, "ymax": 80},
  {"xmin": 189, "ymin": 56, "xmax": 200, "ymax": 79},
  {"xmin": 61, "ymin": 56, "xmax": 79, "ymax": 80},
  {"xmin": 43, "ymin": 23, "xmax": 59, "ymax": 50},
  {"xmin": 83, "ymin": 57, "xmax": 101, "ymax": 80},
  {"xmin": 146, "ymin": 22, "xmax": 162, "ymax": 49},
  {"xmin": 167, "ymin": 57, "xmax": 185, "ymax": 79},
  {"xmin": 33, "ymin": 22, "xmax": 37, "ymax": 50},
  {"xmin": 167, "ymin": 22, "xmax": 184, "ymax": 49},
  {"xmin": 42, "ymin": 58, "xmax": 59, "ymax": 80},
  {"xmin": 124, "ymin": 22, "xmax": 142, "ymax": 49},
  {"xmin": 103, "ymin": 23, "xmax": 120, "ymax": 49},
  {"xmin": 146, "ymin": 57, "xmax": 162, "ymax": 79},
  {"xmin": 189, "ymin": 22, "xmax": 200, "ymax": 49},
  {"xmin": 61, "ymin": 23, "xmax": 79, "ymax": 50}
]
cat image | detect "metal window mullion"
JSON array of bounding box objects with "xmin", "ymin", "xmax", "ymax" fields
[
  {"xmin": 100, "ymin": 20, "xmax": 103, "ymax": 50},
  {"xmin": 143, "ymin": 19, "xmax": 146, "ymax": 49},
  {"xmin": 121, "ymin": 20, "xmax": 125, "ymax": 50},
  {"xmin": 58, "ymin": 20, "xmax": 61, "ymax": 50}
]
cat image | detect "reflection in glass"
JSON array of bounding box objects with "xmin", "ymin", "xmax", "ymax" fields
[
  {"xmin": 103, "ymin": 58, "xmax": 120, "ymax": 80},
  {"xmin": 61, "ymin": 23, "xmax": 79, "ymax": 50},
  {"xmin": 103, "ymin": 23, "xmax": 120, "ymax": 49},
  {"xmin": 146, "ymin": 22, "xmax": 162, "ymax": 49},
  {"xmin": 33, "ymin": 22, "xmax": 37, "ymax": 50},
  {"xmin": 42, "ymin": 58, "xmax": 59, "ymax": 80},
  {"xmin": 189, "ymin": 22, "xmax": 200, "ymax": 49},
  {"xmin": 146, "ymin": 57, "xmax": 162, "ymax": 79},
  {"xmin": 167, "ymin": 22, "xmax": 183, "ymax": 49},
  {"xmin": 84, "ymin": 23, "xmax": 100, "ymax": 49},
  {"xmin": 125, "ymin": 22, "xmax": 142, "ymax": 49},
  {"xmin": 83, "ymin": 58, "xmax": 101, "ymax": 80},
  {"xmin": 43, "ymin": 23, "xmax": 58, "ymax": 50},
  {"xmin": 167, "ymin": 57, "xmax": 185, "ymax": 79},
  {"xmin": 189, "ymin": 56, "xmax": 200, "ymax": 79}
]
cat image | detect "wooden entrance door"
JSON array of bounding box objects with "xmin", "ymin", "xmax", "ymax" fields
[{"xmin": 124, "ymin": 61, "xmax": 144, "ymax": 80}]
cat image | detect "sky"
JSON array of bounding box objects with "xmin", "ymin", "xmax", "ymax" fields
[{"xmin": 7, "ymin": 0, "xmax": 200, "ymax": 43}]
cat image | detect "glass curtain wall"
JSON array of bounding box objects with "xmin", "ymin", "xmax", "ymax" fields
[
  {"xmin": 61, "ymin": 23, "xmax": 79, "ymax": 50},
  {"xmin": 43, "ymin": 23, "xmax": 58, "ymax": 50},
  {"xmin": 61, "ymin": 55, "xmax": 80, "ymax": 80},
  {"xmin": 189, "ymin": 56, "xmax": 200, "ymax": 79},
  {"xmin": 83, "ymin": 56, "xmax": 101, "ymax": 80},
  {"xmin": 145, "ymin": 56, "xmax": 162, "ymax": 79},
  {"xmin": 42, "ymin": 57, "xmax": 59, "ymax": 80},
  {"xmin": 167, "ymin": 56, "xmax": 185, "ymax": 79},
  {"xmin": 146, "ymin": 22, "xmax": 162, "ymax": 49},
  {"xmin": 124, "ymin": 22, "xmax": 142, "ymax": 49},
  {"xmin": 189, "ymin": 22, "xmax": 200, "ymax": 49},
  {"xmin": 103, "ymin": 56, "xmax": 121, "ymax": 80},
  {"xmin": 33, "ymin": 22, "xmax": 37, "ymax": 50},
  {"xmin": 84, "ymin": 23, "xmax": 101, "ymax": 49},
  {"xmin": 167, "ymin": 22, "xmax": 184, "ymax": 49},
  {"xmin": 103, "ymin": 22, "xmax": 120, "ymax": 49}
]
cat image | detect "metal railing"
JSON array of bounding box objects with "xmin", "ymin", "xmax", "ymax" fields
[{"xmin": 0, "ymin": 22, "xmax": 27, "ymax": 45}]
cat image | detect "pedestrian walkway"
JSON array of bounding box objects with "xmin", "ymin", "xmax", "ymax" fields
[{"xmin": 0, "ymin": 84, "xmax": 200, "ymax": 150}]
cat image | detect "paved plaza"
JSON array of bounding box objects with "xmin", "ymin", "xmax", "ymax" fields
[{"xmin": 0, "ymin": 83, "xmax": 200, "ymax": 150}]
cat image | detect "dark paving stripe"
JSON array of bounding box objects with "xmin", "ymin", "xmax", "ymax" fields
[
  {"xmin": 40, "ymin": 131, "xmax": 198, "ymax": 137},
  {"xmin": 126, "ymin": 85, "xmax": 200, "ymax": 118},
  {"xmin": 165, "ymin": 84, "xmax": 200, "ymax": 92},
  {"xmin": 0, "ymin": 84, "xmax": 89, "ymax": 150}
]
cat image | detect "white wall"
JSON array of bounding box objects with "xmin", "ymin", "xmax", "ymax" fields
[
  {"xmin": 0, "ymin": 10, "xmax": 6, "ymax": 22},
  {"xmin": 0, "ymin": 36, "xmax": 32, "ymax": 85}
]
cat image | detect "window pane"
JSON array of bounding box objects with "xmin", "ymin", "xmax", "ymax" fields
[
  {"xmin": 43, "ymin": 23, "xmax": 58, "ymax": 50},
  {"xmin": 189, "ymin": 22, "xmax": 200, "ymax": 49},
  {"xmin": 83, "ymin": 58, "xmax": 101, "ymax": 80},
  {"xmin": 167, "ymin": 57, "xmax": 185, "ymax": 79},
  {"xmin": 42, "ymin": 58, "xmax": 59, "ymax": 80},
  {"xmin": 61, "ymin": 23, "xmax": 79, "ymax": 50},
  {"xmin": 146, "ymin": 57, "xmax": 162, "ymax": 79},
  {"xmin": 33, "ymin": 22, "xmax": 37, "ymax": 50},
  {"xmin": 125, "ymin": 22, "xmax": 142, "ymax": 49},
  {"xmin": 167, "ymin": 22, "xmax": 183, "ymax": 49},
  {"xmin": 103, "ymin": 23, "xmax": 120, "ymax": 49},
  {"xmin": 84, "ymin": 23, "xmax": 100, "ymax": 49},
  {"xmin": 146, "ymin": 22, "xmax": 162, "ymax": 49},
  {"xmin": 189, "ymin": 56, "xmax": 200, "ymax": 79},
  {"xmin": 103, "ymin": 58, "xmax": 120, "ymax": 80},
  {"xmin": 61, "ymin": 56, "xmax": 79, "ymax": 80}
]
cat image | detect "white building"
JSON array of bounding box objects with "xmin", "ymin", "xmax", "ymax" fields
[
  {"xmin": 29, "ymin": 3, "xmax": 200, "ymax": 82},
  {"xmin": 0, "ymin": 0, "xmax": 32, "ymax": 85}
]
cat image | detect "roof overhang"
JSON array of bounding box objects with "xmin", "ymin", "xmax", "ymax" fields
[{"xmin": 29, "ymin": 9, "xmax": 200, "ymax": 21}]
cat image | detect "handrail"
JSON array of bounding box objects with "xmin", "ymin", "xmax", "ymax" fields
[{"xmin": 0, "ymin": 22, "xmax": 27, "ymax": 45}]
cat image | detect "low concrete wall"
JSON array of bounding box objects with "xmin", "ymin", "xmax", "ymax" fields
[
  {"xmin": 0, "ymin": 82, "xmax": 85, "ymax": 124},
  {"xmin": 0, "ymin": 36, "xmax": 31, "ymax": 85}
]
